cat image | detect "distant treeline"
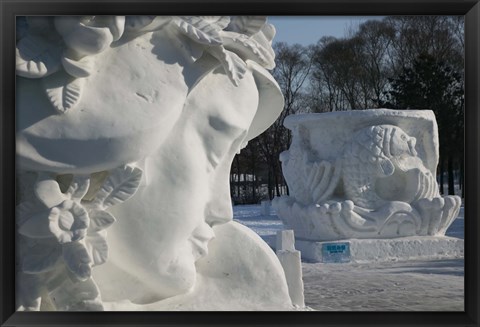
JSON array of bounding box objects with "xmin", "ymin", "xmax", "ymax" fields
[{"xmin": 231, "ymin": 16, "xmax": 464, "ymax": 204}]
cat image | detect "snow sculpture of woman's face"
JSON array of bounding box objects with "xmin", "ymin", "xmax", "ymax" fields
[
  {"xmin": 16, "ymin": 15, "xmax": 284, "ymax": 308},
  {"xmin": 150, "ymin": 74, "xmax": 258, "ymax": 296},
  {"xmin": 100, "ymin": 65, "xmax": 263, "ymax": 302}
]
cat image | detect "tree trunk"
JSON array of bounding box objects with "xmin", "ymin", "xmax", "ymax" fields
[
  {"xmin": 236, "ymin": 156, "xmax": 240, "ymax": 201},
  {"xmin": 252, "ymin": 161, "xmax": 256, "ymax": 202},
  {"xmin": 275, "ymin": 160, "xmax": 282, "ymax": 196},
  {"xmin": 447, "ymin": 156, "xmax": 455, "ymax": 195},
  {"xmin": 268, "ymin": 166, "xmax": 274, "ymax": 200},
  {"xmin": 439, "ymin": 159, "xmax": 444, "ymax": 195},
  {"xmin": 243, "ymin": 173, "xmax": 248, "ymax": 203},
  {"xmin": 460, "ymin": 157, "xmax": 464, "ymax": 198},
  {"xmin": 252, "ymin": 175, "xmax": 256, "ymax": 202}
]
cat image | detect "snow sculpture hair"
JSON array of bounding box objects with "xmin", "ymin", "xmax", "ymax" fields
[
  {"xmin": 274, "ymin": 109, "xmax": 461, "ymax": 241},
  {"xmin": 16, "ymin": 16, "xmax": 276, "ymax": 113},
  {"xmin": 16, "ymin": 16, "xmax": 294, "ymax": 311}
]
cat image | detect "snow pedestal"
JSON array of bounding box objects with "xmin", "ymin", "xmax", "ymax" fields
[
  {"xmin": 276, "ymin": 230, "xmax": 305, "ymax": 307},
  {"xmin": 296, "ymin": 236, "xmax": 464, "ymax": 263}
]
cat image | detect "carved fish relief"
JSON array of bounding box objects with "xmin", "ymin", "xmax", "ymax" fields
[{"xmin": 341, "ymin": 124, "xmax": 435, "ymax": 209}]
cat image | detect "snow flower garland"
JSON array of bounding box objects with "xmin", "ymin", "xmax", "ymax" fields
[
  {"xmin": 16, "ymin": 15, "xmax": 276, "ymax": 113},
  {"xmin": 16, "ymin": 165, "xmax": 142, "ymax": 310}
]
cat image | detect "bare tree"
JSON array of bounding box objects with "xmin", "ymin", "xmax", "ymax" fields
[
  {"xmin": 355, "ymin": 20, "xmax": 396, "ymax": 107},
  {"xmin": 230, "ymin": 15, "xmax": 465, "ymax": 202},
  {"xmin": 385, "ymin": 16, "xmax": 463, "ymax": 73},
  {"xmin": 310, "ymin": 20, "xmax": 395, "ymax": 111},
  {"xmin": 257, "ymin": 42, "xmax": 314, "ymax": 199}
]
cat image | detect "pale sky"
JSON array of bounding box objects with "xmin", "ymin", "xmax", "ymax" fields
[{"xmin": 268, "ymin": 16, "xmax": 383, "ymax": 46}]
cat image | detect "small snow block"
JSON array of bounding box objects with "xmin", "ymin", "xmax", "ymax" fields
[
  {"xmin": 261, "ymin": 200, "xmax": 271, "ymax": 216},
  {"xmin": 277, "ymin": 250, "xmax": 305, "ymax": 307},
  {"xmin": 276, "ymin": 230, "xmax": 295, "ymax": 251},
  {"xmin": 322, "ymin": 242, "xmax": 351, "ymax": 263}
]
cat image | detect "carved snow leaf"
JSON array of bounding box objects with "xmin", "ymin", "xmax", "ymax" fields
[
  {"xmin": 66, "ymin": 175, "xmax": 91, "ymax": 201},
  {"xmin": 62, "ymin": 241, "xmax": 92, "ymax": 281},
  {"xmin": 18, "ymin": 211, "xmax": 54, "ymax": 239},
  {"xmin": 16, "ymin": 34, "xmax": 62, "ymax": 78},
  {"xmin": 305, "ymin": 160, "xmax": 341, "ymax": 204},
  {"xmin": 88, "ymin": 210, "xmax": 116, "ymax": 233},
  {"xmin": 85, "ymin": 232, "xmax": 108, "ymax": 266},
  {"xmin": 226, "ymin": 16, "xmax": 266, "ymax": 36},
  {"xmin": 282, "ymin": 147, "xmax": 311, "ymax": 204},
  {"xmin": 198, "ymin": 16, "xmax": 231, "ymax": 30},
  {"xmin": 258, "ymin": 23, "xmax": 276, "ymax": 42},
  {"xmin": 22, "ymin": 242, "xmax": 62, "ymax": 274},
  {"xmin": 17, "ymin": 201, "xmax": 40, "ymax": 226},
  {"xmin": 222, "ymin": 32, "xmax": 274, "ymax": 69},
  {"xmin": 93, "ymin": 165, "xmax": 143, "ymax": 209},
  {"xmin": 175, "ymin": 17, "xmax": 223, "ymax": 46},
  {"xmin": 207, "ymin": 46, "xmax": 247, "ymax": 86},
  {"xmin": 108, "ymin": 16, "xmax": 126, "ymax": 41},
  {"xmin": 43, "ymin": 71, "xmax": 85, "ymax": 113},
  {"xmin": 184, "ymin": 40, "xmax": 205, "ymax": 62},
  {"xmin": 61, "ymin": 55, "xmax": 94, "ymax": 78}
]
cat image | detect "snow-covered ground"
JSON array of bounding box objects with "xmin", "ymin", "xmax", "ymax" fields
[{"xmin": 233, "ymin": 204, "xmax": 464, "ymax": 311}]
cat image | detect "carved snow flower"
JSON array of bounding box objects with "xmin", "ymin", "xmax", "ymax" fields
[
  {"xmin": 18, "ymin": 175, "xmax": 91, "ymax": 243},
  {"xmin": 16, "ymin": 16, "xmax": 125, "ymax": 78},
  {"xmin": 16, "ymin": 17, "xmax": 64, "ymax": 78},
  {"xmin": 48, "ymin": 199, "xmax": 89, "ymax": 243},
  {"xmin": 16, "ymin": 165, "xmax": 143, "ymax": 281},
  {"xmin": 17, "ymin": 175, "xmax": 93, "ymax": 280},
  {"xmin": 16, "ymin": 16, "xmax": 127, "ymax": 114},
  {"xmin": 54, "ymin": 16, "xmax": 125, "ymax": 57}
]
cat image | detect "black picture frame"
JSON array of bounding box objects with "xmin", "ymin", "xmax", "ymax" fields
[{"xmin": 1, "ymin": 1, "xmax": 478, "ymax": 326}]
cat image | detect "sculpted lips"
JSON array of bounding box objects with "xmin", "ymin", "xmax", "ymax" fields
[{"xmin": 189, "ymin": 223, "xmax": 215, "ymax": 260}]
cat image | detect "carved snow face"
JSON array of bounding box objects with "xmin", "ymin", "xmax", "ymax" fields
[
  {"xmin": 145, "ymin": 68, "xmax": 259, "ymax": 298},
  {"xmin": 103, "ymin": 65, "xmax": 260, "ymax": 301},
  {"xmin": 16, "ymin": 16, "xmax": 285, "ymax": 307}
]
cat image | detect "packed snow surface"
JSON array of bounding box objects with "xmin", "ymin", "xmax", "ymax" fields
[{"xmin": 233, "ymin": 204, "xmax": 464, "ymax": 311}]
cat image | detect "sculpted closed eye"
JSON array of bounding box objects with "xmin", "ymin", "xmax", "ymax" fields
[
  {"xmin": 209, "ymin": 116, "xmax": 229, "ymax": 132},
  {"xmin": 206, "ymin": 116, "xmax": 246, "ymax": 168}
]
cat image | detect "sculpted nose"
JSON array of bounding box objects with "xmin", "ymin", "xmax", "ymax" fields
[{"xmin": 204, "ymin": 191, "xmax": 233, "ymax": 226}]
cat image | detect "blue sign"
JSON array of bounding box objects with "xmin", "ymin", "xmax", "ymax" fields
[{"xmin": 322, "ymin": 242, "xmax": 351, "ymax": 263}]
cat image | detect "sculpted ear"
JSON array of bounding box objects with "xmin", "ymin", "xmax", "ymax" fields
[{"xmin": 378, "ymin": 158, "xmax": 395, "ymax": 176}]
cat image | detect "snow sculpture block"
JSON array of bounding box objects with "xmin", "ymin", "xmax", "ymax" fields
[
  {"xmin": 274, "ymin": 109, "xmax": 461, "ymax": 241},
  {"xmin": 261, "ymin": 200, "xmax": 271, "ymax": 216},
  {"xmin": 16, "ymin": 16, "xmax": 294, "ymax": 311},
  {"xmin": 277, "ymin": 229, "xmax": 295, "ymax": 251},
  {"xmin": 276, "ymin": 230, "xmax": 305, "ymax": 308}
]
